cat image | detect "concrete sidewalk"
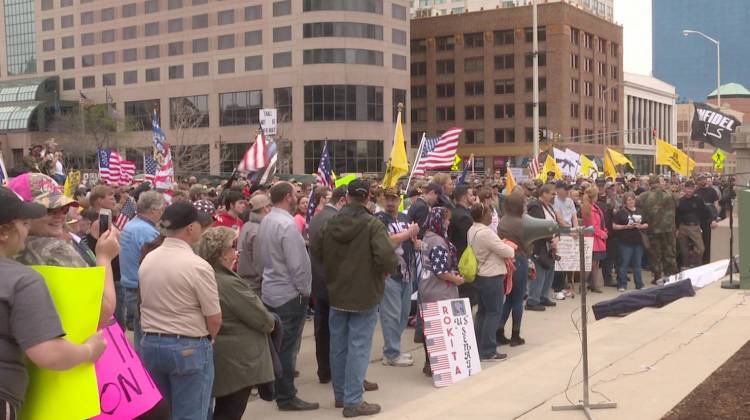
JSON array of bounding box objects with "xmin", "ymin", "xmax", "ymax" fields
[{"xmin": 242, "ymin": 280, "xmax": 750, "ymax": 420}]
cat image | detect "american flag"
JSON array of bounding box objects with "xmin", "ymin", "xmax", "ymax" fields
[
  {"xmin": 412, "ymin": 128, "xmax": 462, "ymax": 176},
  {"xmin": 429, "ymin": 354, "xmax": 451, "ymax": 371},
  {"xmin": 529, "ymin": 154, "xmax": 541, "ymax": 178},
  {"xmin": 120, "ymin": 160, "xmax": 135, "ymax": 185},
  {"xmin": 432, "ymin": 372, "xmax": 454, "ymax": 387},
  {"xmin": 306, "ymin": 142, "xmax": 334, "ymax": 224},
  {"xmin": 427, "ymin": 336, "xmax": 447, "ymax": 352},
  {"xmin": 120, "ymin": 197, "xmax": 136, "ymax": 219},
  {"xmin": 114, "ymin": 212, "xmax": 129, "ymax": 231},
  {"xmin": 423, "ymin": 319, "xmax": 443, "ymax": 337},
  {"xmin": 421, "ymin": 302, "xmax": 440, "ymax": 319},
  {"xmin": 151, "ymin": 111, "xmax": 174, "ymax": 189},
  {"xmin": 144, "ymin": 153, "xmax": 157, "ymax": 184},
  {"xmin": 237, "ymin": 132, "xmax": 268, "ymax": 173},
  {"xmin": 98, "ymin": 149, "xmax": 123, "ymax": 185}
]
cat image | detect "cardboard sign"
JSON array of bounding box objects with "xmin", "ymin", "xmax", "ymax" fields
[
  {"xmin": 555, "ymin": 234, "xmax": 594, "ymax": 272},
  {"xmin": 421, "ymin": 298, "xmax": 481, "ymax": 387},
  {"xmin": 259, "ymin": 108, "xmax": 277, "ymax": 136},
  {"xmin": 93, "ymin": 321, "xmax": 162, "ymax": 419},
  {"xmin": 509, "ymin": 167, "xmax": 528, "ymax": 184}
]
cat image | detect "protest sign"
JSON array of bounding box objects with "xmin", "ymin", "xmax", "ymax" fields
[
  {"xmin": 259, "ymin": 108, "xmax": 277, "ymax": 136},
  {"xmin": 21, "ymin": 266, "xmax": 105, "ymax": 420},
  {"xmin": 555, "ymin": 234, "xmax": 594, "ymax": 272},
  {"xmin": 94, "ymin": 321, "xmax": 162, "ymax": 419},
  {"xmin": 421, "ymin": 298, "xmax": 481, "ymax": 387}
]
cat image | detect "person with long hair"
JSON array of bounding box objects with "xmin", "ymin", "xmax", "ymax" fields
[
  {"xmin": 497, "ymin": 190, "xmax": 529, "ymax": 346},
  {"xmin": 612, "ymin": 192, "xmax": 648, "ymax": 291},
  {"xmin": 581, "ymin": 186, "xmax": 608, "ymax": 293}
]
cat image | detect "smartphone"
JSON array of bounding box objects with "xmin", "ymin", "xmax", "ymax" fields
[{"xmin": 99, "ymin": 209, "xmax": 112, "ymax": 234}]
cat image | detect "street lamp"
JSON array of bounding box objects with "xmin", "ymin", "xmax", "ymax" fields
[{"xmin": 683, "ymin": 29, "xmax": 721, "ymax": 107}]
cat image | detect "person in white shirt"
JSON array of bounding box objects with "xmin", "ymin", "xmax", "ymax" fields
[{"xmin": 552, "ymin": 181, "xmax": 578, "ymax": 299}]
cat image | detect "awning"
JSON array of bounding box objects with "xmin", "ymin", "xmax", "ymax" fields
[
  {"xmin": 0, "ymin": 77, "xmax": 55, "ymax": 104},
  {"xmin": 0, "ymin": 101, "xmax": 43, "ymax": 132}
]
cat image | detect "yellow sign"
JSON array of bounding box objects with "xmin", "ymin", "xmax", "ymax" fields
[
  {"xmin": 712, "ymin": 149, "xmax": 726, "ymax": 171},
  {"xmin": 21, "ymin": 266, "xmax": 105, "ymax": 420}
]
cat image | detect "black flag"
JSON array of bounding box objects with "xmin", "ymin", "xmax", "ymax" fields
[{"xmin": 690, "ymin": 102, "xmax": 740, "ymax": 152}]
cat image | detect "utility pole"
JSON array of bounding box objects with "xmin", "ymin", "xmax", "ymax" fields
[{"xmin": 532, "ymin": 0, "xmax": 540, "ymax": 158}]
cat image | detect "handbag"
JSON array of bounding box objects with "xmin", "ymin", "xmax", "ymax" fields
[{"xmin": 458, "ymin": 230, "xmax": 481, "ymax": 283}]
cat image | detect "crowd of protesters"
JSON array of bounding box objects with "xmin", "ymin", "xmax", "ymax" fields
[{"xmin": 0, "ymin": 159, "xmax": 735, "ymax": 419}]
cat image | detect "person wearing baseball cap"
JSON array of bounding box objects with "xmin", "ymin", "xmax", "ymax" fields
[
  {"xmin": 237, "ymin": 192, "xmax": 273, "ymax": 296},
  {"xmin": 0, "ymin": 186, "xmax": 108, "ymax": 418}
]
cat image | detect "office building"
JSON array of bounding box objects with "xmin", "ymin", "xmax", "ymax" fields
[
  {"xmin": 411, "ymin": 0, "xmax": 613, "ymax": 21},
  {"xmin": 410, "ymin": 1, "xmax": 623, "ymax": 172},
  {"xmin": 622, "ymin": 72, "xmax": 676, "ymax": 173},
  {"xmin": 653, "ymin": 0, "xmax": 750, "ymax": 102},
  {"xmin": 0, "ymin": 0, "xmax": 410, "ymax": 175}
]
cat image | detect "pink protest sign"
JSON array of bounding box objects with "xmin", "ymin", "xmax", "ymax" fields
[{"xmin": 93, "ymin": 321, "xmax": 162, "ymax": 419}]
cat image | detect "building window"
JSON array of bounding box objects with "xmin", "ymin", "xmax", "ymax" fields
[
  {"xmin": 597, "ymin": 107, "xmax": 605, "ymax": 122},
  {"xmin": 494, "ymin": 128, "xmax": 515, "ymax": 143},
  {"xmin": 411, "ymin": 85, "xmax": 426, "ymax": 99},
  {"xmin": 124, "ymin": 70, "xmax": 137, "ymax": 84},
  {"xmin": 570, "ymin": 128, "xmax": 580, "ymax": 141},
  {"xmin": 192, "ymin": 14, "xmax": 209, "ymax": 29},
  {"xmin": 62, "ymin": 78, "xmax": 75, "ymax": 90},
  {"xmin": 145, "ymin": 45, "xmax": 160, "ymax": 59},
  {"xmin": 436, "ymin": 35, "xmax": 455, "ymax": 51},
  {"xmin": 464, "ymin": 57, "xmax": 483, "ymax": 73},
  {"xmin": 102, "ymin": 51, "xmax": 116, "ymax": 65},
  {"xmin": 303, "ymin": 49, "xmax": 383, "ymax": 66},
  {"xmin": 494, "ymin": 79, "xmax": 514, "ymax": 94},
  {"xmin": 411, "ymin": 62, "xmax": 426, "ymax": 76},
  {"xmin": 524, "ymin": 26, "xmax": 546, "ymax": 42},
  {"xmin": 571, "ymin": 27, "xmax": 580, "ymax": 45},
  {"xmin": 464, "ymin": 32, "xmax": 483, "ymax": 48},
  {"xmin": 245, "ymin": 5, "xmax": 262, "ymax": 20},
  {"xmin": 123, "ymin": 48, "xmax": 137, "ymax": 62},
  {"xmin": 611, "ymin": 65, "xmax": 619, "ymax": 80},
  {"xmin": 192, "ymin": 0, "xmax": 207, "ymax": 4},
  {"xmin": 168, "ymin": 18, "xmax": 183, "ymax": 33},
  {"xmin": 122, "ymin": 3, "xmax": 136, "ymax": 17},
  {"xmin": 275, "ymin": 87, "xmax": 293, "ymax": 122},
  {"xmin": 525, "ymin": 52, "xmax": 546, "ymax": 67},
  {"xmin": 62, "ymin": 57, "xmax": 74, "ymax": 70},
  {"xmin": 303, "ymin": 0, "xmax": 383, "ymax": 14},
  {"xmin": 303, "ymin": 85, "xmax": 383, "ymax": 122},
  {"xmin": 101, "ymin": 7, "xmax": 115, "ymax": 21},
  {"xmin": 570, "ymin": 103, "xmax": 580, "ymax": 118},
  {"xmin": 584, "ymin": 57, "xmax": 593, "ymax": 72},
  {"xmin": 81, "ymin": 54, "xmax": 94, "ymax": 67},
  {"xmin": 494, "ymin": 29, "xmax": 514, "ymax": 45},
  {"xmin": 464, "ymin": 81, "xmax": 484, "ymax": 96},
  {"xmin": 438, "ymin": 59, "xmax": 456, "ymax": 74},
  {"xmin": 465, "ymin": 130, "xmax": 484, "ymax": 144},
  {"xmin": 61, "ymin": 0, "xmax": 73, "ymax": 7},
  {"xmin": 168, "ymin": 65, "xmax": 184, "ymax": 79},
  {"xmin": 392, "ymin": 54, "xmax": 406, "ymax": 70},
  {"xmin": 570, "ymin": 78, "xmax": 579, "ymax": 94},
  {"xmin": 102, "ymin": 29, "xmax": 115, "ymax": 43},
  {"xmin": 436, "ymin": 106, "xmax": 455, "ymax": 121},
  {"xmin": 525, "ymin": 102, "xmax": 546, "ymax": 117},
  {"xmin": 81, "ymin": 11, "xmax": 94, "ymax": 25},
  {"xmin": 611, "ymin": 87, "xmax": 619, "ymax": 101},
  {"xmin": 303, "ymin": 22, "xmax": 383, "ymax": 40},
  {"xmin": 392, "ymin": 28, "xmax": 406, "ymax": 45},
  {"xmin": 245, "ymin": 55, "xmax": 262, "ymax": 71},
  {"xmin": 584, "ymin": 32, "xmax": 593, "ymax": 48},
  {"xmin": 81, "ymin": 33, "xmax": 94, "ymax": 46},
  {"xmin": 411, "ymin": 108, "xmax": 427, "ymax": 123},
  {"xmin": 611, "ymin": 110, "xmax": 618, "ymax": 124},
  {"xmin": 170, "ymin": 95, "xmax": 209, "ymax": 128},
  {"xmin": 218, "ymin": 58, "xmax": 235, "ymax": 74},
  {"xmin": 392, "ymin": 3, "xmax": 406, "ymax": 20},
  {"xmin": 168, "ymin": 41, "xmax": 184, "ymax": 56},
  {"xmin": 192, "ymin": 38, "xmax": 209, "ymax": 53},
  {"xmin": 524, "ymin": 77, "xmax": 546, "ymax": 92},
  {"xmin": 218, "ymin": 34, "xmax": 235, "ymax": 50},
  {"xmin": 145, "ymin": 0, "xmax": 159, "ymax": 13},
  {"xmin": 304, "ymin": 140, "xmax": 384, "ymax": 174},
  {"xmin": 193, "ymin": 62, "xmax": 209, "ymax": 77},
  {"xmin": 61, "ymin": 15, "xmax": 73, "ymax": 28},
  {"xmin": 102, "ymin": 73, "xmax": 116, "ymax": 86},
  {"xmin": 494, "ymin": 104, "xmax": 514, "ymax": 119},
  {"xmin": 584, "ymin": 105, "xmax": 594, "ymax": 120},
  {"xmin": 145, "ymin": 67, "xmax": 160, "ymax": 82},
  {"xmin": 168, "ymin": 0, "xmax": 183, "ymax": 10},
  {"xmin": 273, "ymin": 26, "xmax": 292, "ymax": 42},
  {"xmin": 525, "ymin": 128, "xmax": 535, "ymax": 143},
  {"xmin": 494, "ymin": 54, "xmax": 514, "ymax": 70},
  {"xmin": 123, "ymin": 26, "xmax": 137, "ymax": 40},
  {"xmin": 611, "ymin": 42, "xmax": 619, "ymax": 57},
  {"xmin": 82, "ymin": 76, "xmax": 95, "ymax": 88},
  {"xmin": 42, "ymin": 18, "xmax": 54, "ymax": 31},
  {"xmin": 43, "ymin": 59, "xmax": 55, "ymax": 72},
  {"xmin": 410, "ymin": 39, "xmax": 426, "ymax": 54},
  {"xmin": 244, "ymin": 30, "xmax": 262, "ymax": 46},
  {"xmin": 598, "ymin": 38, "xmax": 607, "ymax": 53},
  {"xmin": 273, "ymin": 0, "xmax": 291, "ymax": 16},
  {"xmin": 145, "ymin": 22, "xmax": 159, "ymax": 36},
  {"xmin": 598, "ymin": 61, "xmax": 607, "ymax": 76},
  {"xmin": 465, "ymin": 105, "xmax": 484, "ymax": 120},
  {"xmin": 436, "ymin": 83, "xmax": 454, "ymax": 98},
  {"xmin": 220, "ymin": 90, "xmax": 263, "ymax": 126},
  {"xmin": 42, "ymin": 39, "xmax": 54, "ymax": 52},
  {"xmin": 41, "ymin": 0, "xmax": 53, "ymax": 10},
  {"xmin": 273, "ymin": 52, "xmax": 292, "ymax": 68},
  {"xmin": 218, "ymin": 9, "xmax": 235, "ymax": 25},
  {"xmin": 125, "ymin": 99, "xmax": 160, "ymax": 130},
  {"xmin": 584, "ymin": 81, "xmax": 593, "ymax": 97}
]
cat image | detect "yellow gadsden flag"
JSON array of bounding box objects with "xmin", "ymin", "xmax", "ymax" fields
[
  {"xmin": 604, "ymin": 148, "xmax": 633, "ymax": 179},
  {"xmin": 579, "ymin": 154, "xmax": 598, "ymax": 178},
  {"xmin": 382, "ymin": 110, "xmax": 409, "ymax": 188},
  {"xmin": 540, "ymin": 154, "xmax": 562, "ymax": 182},
  {"xmin": 505, "ymin": 166, "xmax": 517, "ymax": 195},
  {"xmin": 656, "ymin": 139, "xmax": 695, "ymax": 176}
]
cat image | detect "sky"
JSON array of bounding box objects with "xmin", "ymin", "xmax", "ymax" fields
[{"xmin": 614, "ymin": 0, "xmax": 652, "ymax": 75}]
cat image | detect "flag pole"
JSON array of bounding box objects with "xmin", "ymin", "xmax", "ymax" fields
[{"xmin": 405, "ymin": 132, "xmax": 426, "ymax": 194}]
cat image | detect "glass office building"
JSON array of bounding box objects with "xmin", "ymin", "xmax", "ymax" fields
[{"xmin": 3, "ymin": 0, "xmax": 37, "ymax": 75}]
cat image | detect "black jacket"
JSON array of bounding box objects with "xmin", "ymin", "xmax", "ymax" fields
[
  {"xmin": 447, "ymin": 203, "xmax": 473, "ymax": 256},
  {"xmin": 307, "ymin": 205, "xmax": 338, "ymax": 299},
  {"xmin": 407, "ymin": 197, "xmax": 430, "ymax": 239}
]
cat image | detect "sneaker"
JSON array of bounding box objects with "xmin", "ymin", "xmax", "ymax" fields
[
  {"xmin": 553, "ymin": 291, "xmax": 566, "ymax": 300},
  {"xmin": 343, "ymin": 401, "xmax": 381, "ymax": 418},
  {"xmin": 481, "ymin": 352, "xmax": 508, "ymax": 362},
  {"xmin": 382, "ymin": 354, "xmax": 414, "ymax": 367},
  {"xmin": 525, "ymin": 303, "xmax": 546, "ymax": 311},
  {"xmin": 618, "ymin": 288, "xmax": 626, "ymax": 292}
]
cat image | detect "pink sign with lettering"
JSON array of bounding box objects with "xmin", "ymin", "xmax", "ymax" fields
[{"xmin": 93, "ymin": 321, "xmax": 162, "ymax": 419}]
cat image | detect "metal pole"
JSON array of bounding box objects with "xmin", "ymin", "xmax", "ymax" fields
[
  {"xmin": 716, "ymin": 41, "xmax": 721, "ymax": 107},
  {"xmin": 532, "ymin": 0, "xmax": 540, "ymax": 158},
  {"xmin": 404, "ymin": 133, "xmax": 426, "ymax": 194}
]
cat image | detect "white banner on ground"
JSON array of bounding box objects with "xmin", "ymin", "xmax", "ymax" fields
[
  {"xmin": 421, "ymin": 298, "xmax": 481, "ymax": 387},
  {"xmin": 259, "ymin": 108, "xmax": 277, "ymax": 136},
  {"xmin": 555, "ymin": 234, "xmax": 594, "ymax": 272},
  {"xmin": 664, "ymin": 259, "xmax": 730, "ymax": 289}
]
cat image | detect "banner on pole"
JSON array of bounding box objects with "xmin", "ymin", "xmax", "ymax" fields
[
  {"xmin": 259, "ymin": 108, "xmax": 277, "ymax": 136},
  {"xmin": 421, "ymin": 298, "xmax": 481, "ymax": 388},
  {"xmin": 554, "ymin": 234, "xmax": 594, "ymax": 272}
]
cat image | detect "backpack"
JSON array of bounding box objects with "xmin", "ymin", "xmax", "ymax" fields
[{"xmin": 458, "ymin": 230, "xmax": 481, "ymax": 283}]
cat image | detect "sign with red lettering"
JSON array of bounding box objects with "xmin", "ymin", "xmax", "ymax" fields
[
  {"xmin": 93, "ymin": 321, "xmax": 162, "ymax": 419},
  {"xmin": 421, "ymin": 298, "xmax": 481, "ymax": 387}
]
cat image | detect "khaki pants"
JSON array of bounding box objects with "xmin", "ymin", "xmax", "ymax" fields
[{"xmin": 677, "ymin": 224, "xmax": 705, "ymax": 268}]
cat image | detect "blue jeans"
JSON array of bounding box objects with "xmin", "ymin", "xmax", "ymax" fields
[
  {"xmin": 123, "ymin": 287, "xmax": 142, "ymax": 353},
  {"xmin": 329, "ymin": 308, "xmax": 377, "ymax": 407},
  {"xmin": 618, "ymin": 243, "xmax": 645, "ymax": 290},
  {"xmin": 501, "ymin": 255, "xmax": 529, "ymax": 331},
  {"xmin": 527, "ymin": 260, "xmax": 554, "ymax": 306},
  {"xmin": 379, "ymin": 276, "xmax": 412, "ymax": 360},
  {"xmin": 114, "ymin": 282, "xmax": 126, "ymax": 328},
  {"xmin": 266, "ymin": 296, "xmax": 307, "ymax": 404},
  {"xmin": 473, "ymin": 274, "xmax": 505, "ymax": 358},
  {"xmin": 140, "ymin": 335, "xmax": 214, "ymax": 420}
]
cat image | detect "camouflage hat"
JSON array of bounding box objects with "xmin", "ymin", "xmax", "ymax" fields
[
  {"xmin": 8, "ymin": 173, "xmax": 77, "ymax": 209},
  {"xmin": 648, "ymin": 175, "xmax": 661, "ymax": 185}
]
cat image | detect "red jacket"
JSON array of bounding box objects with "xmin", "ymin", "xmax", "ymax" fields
[
  {"xmin": 583, "ymin": 204, "xmax": 608, "ymax": 252},
  {"xmin": 213, "ymin": 211, "xmax": 242, "ymax": 230}
]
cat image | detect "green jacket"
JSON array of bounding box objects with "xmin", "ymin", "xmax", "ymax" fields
[
  {"xmin": 212, "ymin": 265, "xmax": 275, "ymax": 397},
  {"xmin": 637, "ymin": 186, "xmax": 677, "ymax": 234},
  {"xmin": 311, "ymin": 203, "xmax": 398, "ymax": 312}
]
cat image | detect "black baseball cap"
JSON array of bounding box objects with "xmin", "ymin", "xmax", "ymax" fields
[
  {"xmin": 555, "ymin": 180, "xmax": 572, "ymax": 190},
  {"xmin": 425, "ymin": 182, "xmax": 444, "ymax": 195},
  {"xmin": 160, "ymin": 202, "xmax": 200, "ymax": 230},
  {"xmin": 0, "ymin": 186, "xmax": 46, "ymax": 225},
  {"xmin": 347, "ymin": 179, "xmax": 370, "ymax": 198}
]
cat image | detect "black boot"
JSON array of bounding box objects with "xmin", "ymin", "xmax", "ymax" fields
[
  {"xmin": 510, "ymin": 329, "xmax": 526, "ymax": 347},
  {"xmin": 496, "ymin": 328, "xmax": 511, "ymax": 345}
]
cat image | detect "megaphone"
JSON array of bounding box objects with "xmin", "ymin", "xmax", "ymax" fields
[{"xmin": 521, "ymin": 214, "xmax": 559, "ymax": 249}]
